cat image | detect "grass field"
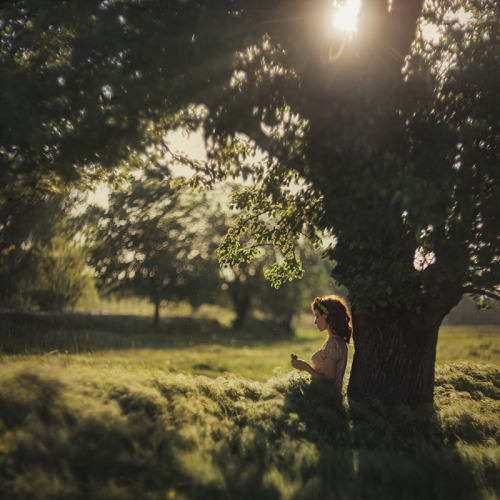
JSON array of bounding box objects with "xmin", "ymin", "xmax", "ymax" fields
[
  {"xmin": 437, "ymin": 325, "xmax": 500, "ymax": 366},
  {"xmin": 0, "ymin": 313, "xmax": 498, "ymax": 499}
]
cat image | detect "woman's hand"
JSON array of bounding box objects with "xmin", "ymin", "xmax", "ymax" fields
[{"xmin": 291, "ymin": 357, "xmax": 309, "ymax": 371}]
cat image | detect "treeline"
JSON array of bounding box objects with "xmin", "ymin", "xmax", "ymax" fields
[
  {"xmin": 0, "ymin": 171, "xmax": 339, "ymax": 329},
  {"xmin": 2, "ymin": 171, "xmax": 496, "ymax": 329}
]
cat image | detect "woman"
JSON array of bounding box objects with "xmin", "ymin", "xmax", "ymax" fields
[{"xmin": 291, "ymin": 295, "xmax": 352, "ymax": 392}]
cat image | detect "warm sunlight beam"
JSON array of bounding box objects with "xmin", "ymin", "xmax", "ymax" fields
[{"xmin": 333, "ymin": 0, "xmax": 361, "ymax": 34}]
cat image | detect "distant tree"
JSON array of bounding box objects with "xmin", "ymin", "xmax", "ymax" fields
[
  {"xmin": 221, "ymin": 258, "xmax": 272, "ymax": 329},
  {"xmin": 84, "ymin": 173, "xmax": 222, "ymax": 325},
  {"xmin": 24, "ymin": 235, "xmax": 94, "ymax": 312},
  {"xmin": 0, "ymin": 193, "xmax": 95, "ymax": 311}
]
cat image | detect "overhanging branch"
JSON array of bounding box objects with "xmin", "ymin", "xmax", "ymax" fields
[{"xmin": 462, "ymin": 286, "xmax": 500, "ymax": 302}]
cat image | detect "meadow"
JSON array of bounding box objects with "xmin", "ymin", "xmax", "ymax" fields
[{"xmin": 0, "ymin": 311, "xmax": 498, "ymax": 499}]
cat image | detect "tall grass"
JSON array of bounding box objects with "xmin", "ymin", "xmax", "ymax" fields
[{"xmin": 0, "ymin": 360, "xmax": 498, "ymax": 499}]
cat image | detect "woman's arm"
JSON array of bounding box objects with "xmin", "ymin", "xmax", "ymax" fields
[{"xmin": 291, "ymin": 357, "xmax": 336, "ymax": 381}]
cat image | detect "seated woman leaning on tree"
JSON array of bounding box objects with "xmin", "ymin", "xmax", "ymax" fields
[{"xmin": 291, "ymin": 295, "xmax": 352, "ymax": 392}]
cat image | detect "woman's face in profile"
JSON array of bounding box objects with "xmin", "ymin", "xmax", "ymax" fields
[{"xmin": 313, "ymin": 308, "xmax": 328, "ymax": 332}]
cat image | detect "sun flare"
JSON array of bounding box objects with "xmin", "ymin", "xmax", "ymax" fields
[{"xmin": 333, "ymin": 0, "xmax": 362, "ymax": 34}]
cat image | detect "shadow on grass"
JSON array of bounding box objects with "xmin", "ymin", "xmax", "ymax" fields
[
  {"xmin": 0, "ymin": 311, "xmax": 294, "ymax": 354},
  {"xmin": 280, "ymin": 378, "xmax": 490, "ymax": 499},
  {"xmin": 347, "ymin": 401, "xmax": 486, "ymax": 499}
]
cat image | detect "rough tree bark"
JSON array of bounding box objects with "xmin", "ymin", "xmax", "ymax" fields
[
  {"xmin": 348, "ymin": 276, "xmax": 464, "ymax": 406},
  {"xmin": 348, "ymin": 311, "xmax": 442, "ymax": 406}
]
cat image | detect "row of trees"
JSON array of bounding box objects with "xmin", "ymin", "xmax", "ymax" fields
[
  {"xmin": 1, "ymin": 0, "xmax": 498, "ymax": 406},
  {"xmin": 84, "ymin": 170, "xmax": 338, "ymax": 327},
  {"xmin": 0, "ymin": 173, "xmax": 337, "ymax": 328}
]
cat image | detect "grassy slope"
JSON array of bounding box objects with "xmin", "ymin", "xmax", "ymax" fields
[{"xmin": 0, "ymin": 314, "xmax": 499, "ymax": 499}]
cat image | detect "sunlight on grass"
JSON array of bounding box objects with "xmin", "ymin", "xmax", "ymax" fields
[{"xmin": 437, "ymin": 325, "xmax": 500, "ymax": 365}]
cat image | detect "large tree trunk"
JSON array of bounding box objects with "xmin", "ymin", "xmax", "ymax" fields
[
  {"xmin": 346, "ymin": 285, "xmax": 465, "ymax": 407},
  {"xmin": 347, "ymin": 311, "xmax": 440, "ymax": 406}
]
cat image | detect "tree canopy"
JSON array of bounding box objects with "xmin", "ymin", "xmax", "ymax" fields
[{"xmin": 3, "ymin": 0, "xmax": 496, "ymax": 307}]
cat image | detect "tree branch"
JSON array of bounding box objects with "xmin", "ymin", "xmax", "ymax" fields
[
  {"xmin": 389, "ymin": 0, "xmax": 425, "ymax": 59},
  {"xmin": 462, "ymin": 286, "xmax": 500, "ymax": 302}
]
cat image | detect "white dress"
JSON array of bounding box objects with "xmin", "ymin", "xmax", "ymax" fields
[{"xmin": 311, "ymin": 336, "xmax": 348, "ymax": 391}]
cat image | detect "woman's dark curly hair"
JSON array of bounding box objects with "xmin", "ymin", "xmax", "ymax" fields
[{"xmin": 312, "ymin": 295, "xmax": 352, "ymax": 344}]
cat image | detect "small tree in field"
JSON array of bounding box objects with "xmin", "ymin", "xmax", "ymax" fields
[
  {"xmin": 25, "ymin": 235, "xmax": 94, "ymax": 312},
  {"xmin": 84, "ymin": 173, "xmax": 222, "ymax": 325},
  {"xmin": 0, "ymin": 193, "xmax": 94, "ymax": 311}
]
